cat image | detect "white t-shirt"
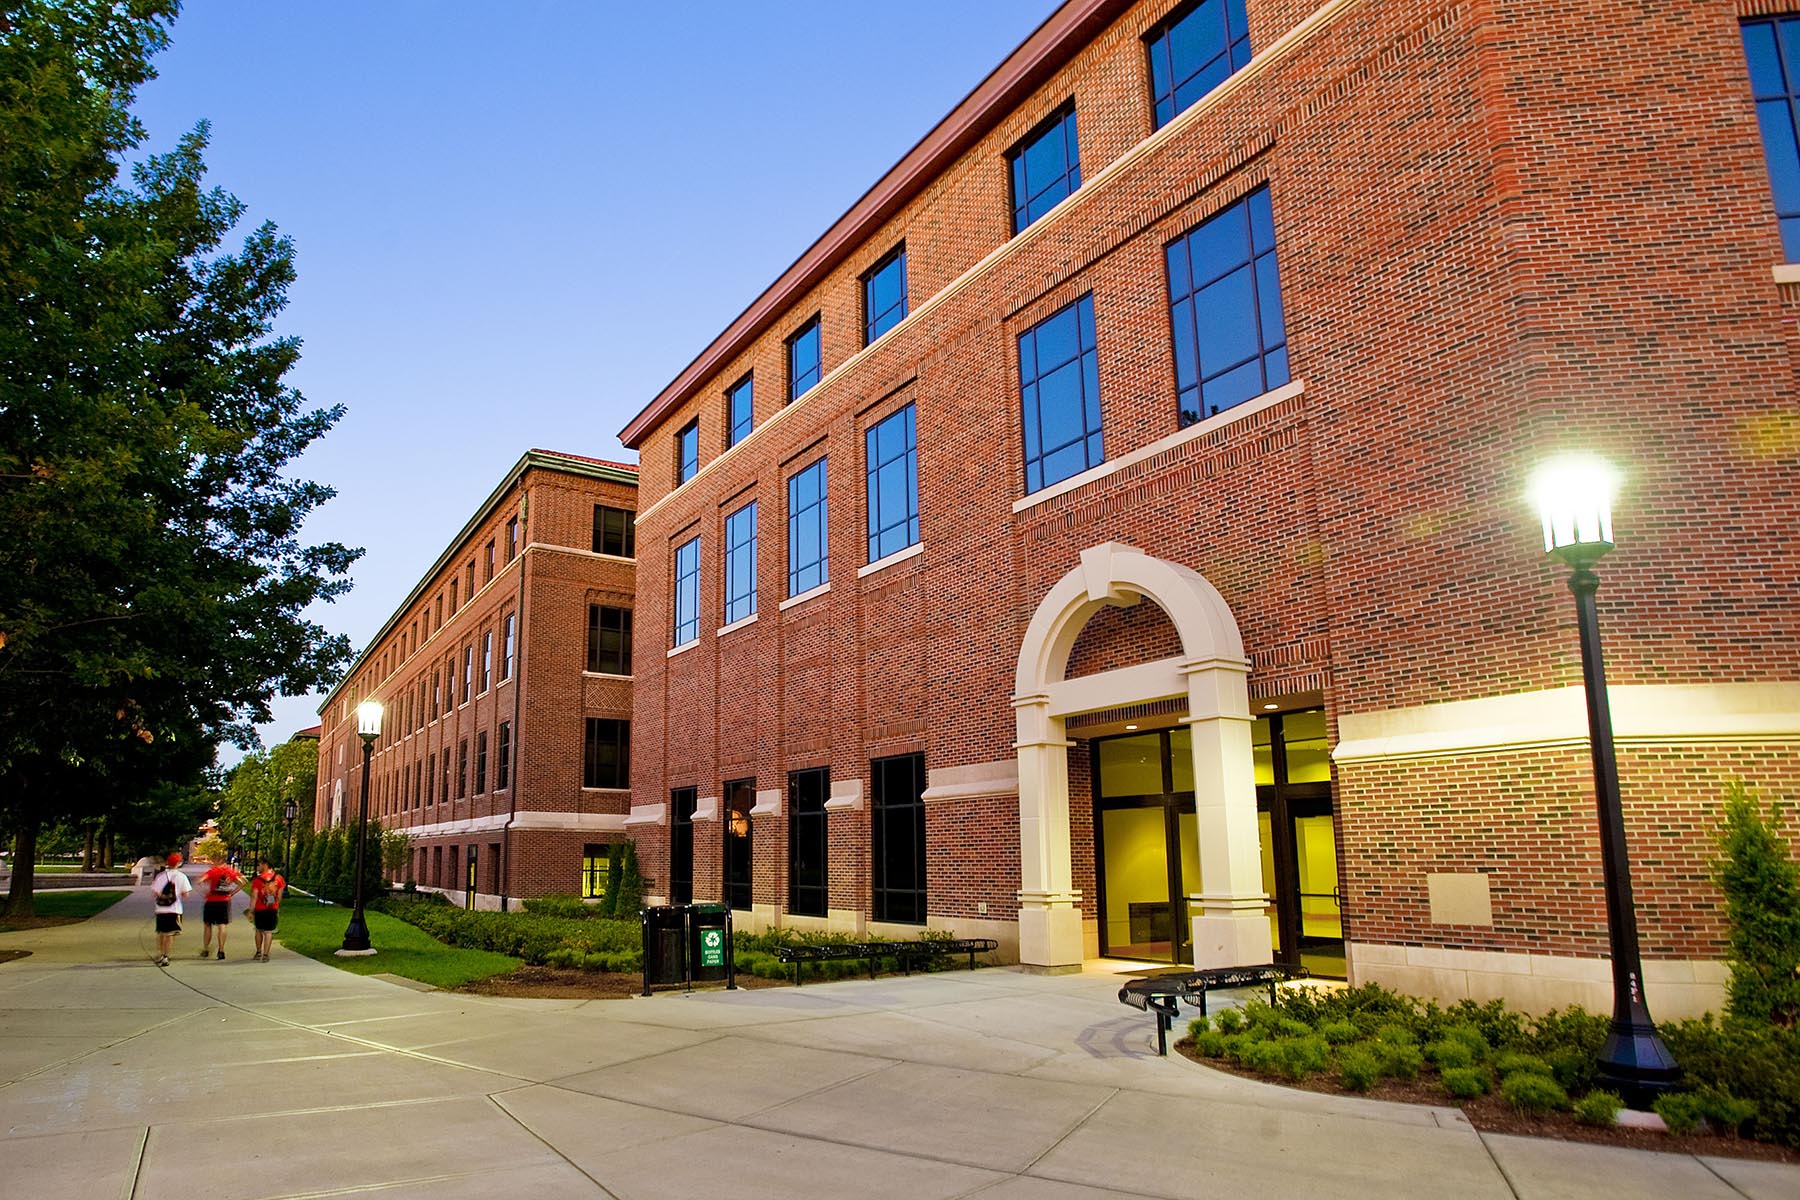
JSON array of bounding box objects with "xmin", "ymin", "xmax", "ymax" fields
[{"xmin": 151, "ymin": 868, "xmax": 193, "ymax": 914}]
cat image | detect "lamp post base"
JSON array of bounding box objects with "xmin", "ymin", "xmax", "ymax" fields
[
  {"xmin": 338, "ymin": 913, "xmax": 374, "ymax": 956},
  {"xmin": 333, "ymin": 947, "xmax": 378, "ymax": 957},
  {"xmin": 1598, "ymin": 1022, "xmax": 1681, "ymax": 1109}
]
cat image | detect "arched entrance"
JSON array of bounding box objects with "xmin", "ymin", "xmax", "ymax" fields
[{"xmin": 1013, "ymin": 542, "xmax": 1270, "ymax": 971}]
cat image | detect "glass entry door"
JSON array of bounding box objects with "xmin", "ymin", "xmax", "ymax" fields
[
  {"xmin": 1093, "ymin": 729, "xmax": 1195, "ymax": 963},
  {"xmin": 1254, "ymin": 710, "xmax": 1345, "ymax": 978}
]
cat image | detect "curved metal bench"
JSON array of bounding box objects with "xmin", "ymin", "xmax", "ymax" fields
[
  {"xmin": 1118, "ymin": 964, "xmax": 1311, "ymax": 1055},
  {"xmin": 774, "ymin": 938, "xmax": 999, "ymax": 985}
]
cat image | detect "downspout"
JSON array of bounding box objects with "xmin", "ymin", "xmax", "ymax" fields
[{"xmin": 500, "ymin": 494, "xmax": 528, "ymax": 912}]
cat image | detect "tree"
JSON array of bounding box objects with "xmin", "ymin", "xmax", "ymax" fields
[
  {"xmin": 380, "ymin": 826, "xmax": 411, "ymax": 883},
  {"xmin": 0, "ymin": 2, "xmax": 358, "ymax": 915},
  {"xmin": 600, "ymin": 842, "xmax": 622, "ymax": 916},
  {"xmin": 616, "ymin": 841, "xmax": 645, "ymax": 917},
  {"xmin": 1716, "ymin": 782, "xmax": 1800, "ymax": 1028}
]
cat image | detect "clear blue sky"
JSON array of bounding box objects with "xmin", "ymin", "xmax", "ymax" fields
[{"xmin": 128, "ymin": 0, "xmax": 1061, "ymax": 758}]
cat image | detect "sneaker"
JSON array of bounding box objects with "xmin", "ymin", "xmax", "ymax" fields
[
  {"xmin": 216, "ymin": 950, "xmax": 224, "ymax": 960},
  {"xmin": 156, "ymin": 956, "xmax": 169, "ymax": 967},
  {"xmin": 199, "ymin": 947, "xmax": 210, "ymax": 957}
]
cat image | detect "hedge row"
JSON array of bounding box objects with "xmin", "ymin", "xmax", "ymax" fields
[{"xmin": 377, "ymin": 897, "xmax": 643, "ymax": 969}]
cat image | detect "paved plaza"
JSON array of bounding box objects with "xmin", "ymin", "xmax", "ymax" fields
[{"xmin": 2, "ymin": 887, "xmax": 1796, "ymax": 1200}]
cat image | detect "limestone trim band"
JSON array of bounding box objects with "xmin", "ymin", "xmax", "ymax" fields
[
  {"xmin": 397, "ymin": 811, "xmax": 627, "ymax": 839},
  {"xmin": 623, "ymin": 803, "xmax": 667, "ymax": 828},
  {"xmin": 1334, "ymin": 681, "xmax": 1800, "ymax": 764},
  {"xmin": 921, "ymin": 758, "xmax": 1020, "ymax": 803}
]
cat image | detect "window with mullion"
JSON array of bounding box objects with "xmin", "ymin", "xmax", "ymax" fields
[
  {"xmin": 862, "ymin": 245, "xmax": 908, "ymax": 344},
  {"xmin": 726, "ymin": 374, "xmax": 754, "ymax": 448},
  {"xmin": 723, "ymin": 501, "xmax": 758, "ymax": 624},
  {"xmin": 676, "ymin": 420, "xmax": 699, "ymax": 485},
  {"xmin": 1165, "ymin": 185, "xmax": 1290, "ymax": 426},
  {"xmin": 787, "ymin": 316, "xmax": 822, "ymax": 402},
  {"xmin": 787, "ymin": 457, "xmax": 829, "ymax": 597},
  {"xmin": 1742, "ymin": 16, "xmax": 1800, "ymax": 260},
  {"xmin": 1146, "ymin": 0, "xmax": 1252, "ymax": 130},
  {"xmin": 587, "ymin": 604, "xmax": 633, "ymax": 675},
  {"xmin": 672, "ymin": 536, "xmax": 700, "ymax": 647},
  {"xmin": 592, "ymin": 504, "xmax": 636, "ymax": 558},
  {"xmin": 872, "ymin": 752, "xmax": 927, "ymax": 924},
  {"xmin": 1019, "ymin": 293, "xmax": 1103, "ymax": 493},
  {"xmin": 864, "ymin": 403, "xmax": 919, "ymax": 562},
  {"xmin": 788, "ymin": 767, "xmax": 829, "ymax": 917},
  {"xmin": 582, "ymin": 718, "xmax": 630, "ymax": 789},
  {"xmin": 1009, "ymin": 105, "xmax": 1081, "ymax": 234}
]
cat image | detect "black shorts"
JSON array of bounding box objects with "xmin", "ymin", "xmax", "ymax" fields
[
  {"xmin": 203, "ymin": 900, "xmax": 231, "ymax": 925},
  {"xmin": 154, "ymin": 912, "xmax": 181, "ymax": 934},
  {"xmin": 253, "ymin": 909, "xmax": 278, "ymax": 932}
]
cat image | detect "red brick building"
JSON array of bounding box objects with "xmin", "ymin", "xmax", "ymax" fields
[
  {"xmin": 315, "ymin": 450, "xmax": 638, "ymax": 908},
  {"xmin": 613, "ymin": 0, "xmax": 1800, "ymax": 1015}
]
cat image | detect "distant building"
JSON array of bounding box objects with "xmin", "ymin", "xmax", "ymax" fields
[
  {"xmin": 315, "ymin": 450, "xmax": 637, "ymax": 907},
  {"xmin": 612, "ymin": 0, "xmax": 1799, "ymax": 1016}
]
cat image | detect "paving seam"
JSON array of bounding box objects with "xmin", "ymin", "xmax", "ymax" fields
[
  {"xmin": 1695, "ymin": 1153, "xmax": 1755, "ymax": 1200},
  {"xmin": 259, "ymin": 1164, "xmax": 571, "ymax": 1200},
  {"xmin": 526, "ymin": 1032, "xmax": 733, "ymax": 1088},
  {"xmin": 484, "ymin": 1090, "xmax": 622, "ymax": 1198},
  {"xmin": 1018, "ymin": 1086, "xmax": 1123, "ymax": 1174},
  {"xmin": 121, "ymin": 1124, "xmax": 149, "ymax": 1200},
  {"xmin": 732, "ymin": 1055, "xmax": 904, "ymax": 1122},
  {"xmin": 0, "ymin": 1005, "xmax": 215, "ymax": 1093},
  {"xmin": 1473, "ymin": 1128, "xmax": 1526, "ymax": 1200}
]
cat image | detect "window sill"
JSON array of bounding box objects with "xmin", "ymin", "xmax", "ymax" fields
[
  {"xmin": 1775, "ymin": 263, "xmax": 1800, "ymax": 284},
  {"xmin": 857, "ymin": 542, "xmax": 923, "ymax": 579},
  {"xmin": 717, "ymin": 612, "xmax": 759, "ymax": 638},
  {"xmin": 666, "ymin": 640, "xmax": 698, "ymax": 659},
  {"xmin": 779, "ymin": 581, "xmax": 831, "ymax": 611},
  {"xmin": 582, "ymin": 671, "xmax": 634, "ymax": 681},
  {"xmin": 1012, "ymin": 378, "xmax": 1306, "ymax": 514}
]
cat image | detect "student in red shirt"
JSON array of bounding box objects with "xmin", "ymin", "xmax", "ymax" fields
[
  {"xmin": 249, "ymin": 859, "xmax": 286, "ymax": 962},
  {"xmin": 197, "ymin": 853, "xmax": 244, "ymax": 960}
]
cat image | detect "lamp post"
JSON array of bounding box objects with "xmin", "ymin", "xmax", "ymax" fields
[
  {"xmin": 337, "ymin": 700, "xmax": 382, "ymax": 956},
  {"xmin": 283, "ymin": 795, "xmax": 298, "ymax": 876},
  {"xmin": 1529, "ymin": 456, "xmax": 1678, "ymax": 1104},
  {"xmin": 238, "ymin": 827, "xmax": 247, "ymax": 868},
  {"xmin": 253, "ymin": 821, "xmax": 263, "ymax": 865}
]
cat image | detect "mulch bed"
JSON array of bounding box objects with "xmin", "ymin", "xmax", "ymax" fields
[
  {"xmin": 0, "ymin": 949, "xmax": 31, "ymax": 964},
  {"xmin": 0, "ymin": 915, "xmax": 83, "ymax": 934},
  {"xmin": 1175, "ymin": 1038, "xmax": 1800, "ymax": 1163},
  {"xmin": 456, "ymin": 966, "xmax": 788, "ymax": 999}
]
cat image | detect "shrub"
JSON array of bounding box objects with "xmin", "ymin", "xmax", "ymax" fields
[
  {"xmin": 1545, "ymin": 1047, "xmax": 1596, "ymax": 1094},
  {"xmin": 1655, "ymin": 1092, "xmax": 1706, "ymax": 1134},
  {"xmin": 1573, "ymin": 1090, "xmax": 1623, "ymax": 1127},
  {"xmin": 522, "ymin": 894, "xmax": 602, "ymax": 919},
  {"xmin": 1698, "ymin": 1088, "xmax": 1758, "ymax": 1136},
  {"xmin": 1374, "ymin": 1022, "xmax": 1417, "ymax": 1046},
  {"xmin": 1663, "ymin": 1014, "xmax": 1800, "ymax": 1147},
  {"xmin": 1494, "ymin": 1051, "xmax": 1553, "ymax": 1079},
  {"xmin": 600, "ymin": 843, "xmax": 623, "ymax": 916},
  {"xmin": 1275, "ymin": 1036, "xmax": 1332, "ymax": 1080},
  {"xmin": 616, "ymin": 842, "xmax": 646, "ymax": 916},
  {"xmin": 1338, "ymin": 1045, "xmax": 1382, "ymax": 1092},
  {"xmin": 1440, "ymin": 1066, "xmax": 1491, "ymax": 1099},
  {"xmin": 1444, "ymin": 1000, "xmax": 1525, "ymax": 1052},
  {"xmin": 1425, "ymin": 1039, "xmax": 1476, "ymax": 1071},
  {"xmin": 1319, "ymin": 1019, "xmax": 1360, "ymax": 1046},
  {"xmin": 1501, "ymin": 1071, "xmax": 1568, "ymax": 1116},
  {"xmin": 1714, "ymin": 782, "xmax": 1800, "ymax": 1028},
  {"xmin": 1439, "ymin": 1022, "xmax": 1493, "ymax": 1061},
  {"xmin": 1192, "ymin": 1031, "xmax": 1229, "ymax": 1058},
  {"xmin": 1374, "ymin": 1039, "xmax": 1424, "ymax": 1080},
  {"xmin": 1187, "ymin": 1016, "xmax": 1210, "ymax": 1039},
  {"xmin": 1215, "ymin": 1008, "xmax": 1245, "ymax": 1035}
]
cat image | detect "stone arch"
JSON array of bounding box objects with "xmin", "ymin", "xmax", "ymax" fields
[{"xmin": 1012, "ymin": 543, "xmax": 1270, "ymax": 970}]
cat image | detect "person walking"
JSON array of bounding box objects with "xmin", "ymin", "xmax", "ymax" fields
[
  {"xmin": 248, "ymin": 859, "xmax": 285, "ymax": 962},
  {"xmin": 150, "ymin": 852, "xmax": 192, "ymax": 967},
  {"xmin": 197, "ymin": 853, "xmax": 244, "ymax": 960}
]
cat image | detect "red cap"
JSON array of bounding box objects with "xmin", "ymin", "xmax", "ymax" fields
[{"xmin": 165, "ymin": 852, "xmax": 183, "ymax": 866}]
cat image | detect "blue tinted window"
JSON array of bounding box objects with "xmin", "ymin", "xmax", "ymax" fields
[
  {"xmin": 788, "ymin": 317, "xmax": 822, "ymax": 401},
  {"xmin": 1743, "ymin": 17, "xmax": 1800, "ymax": 260},
  {"xmin": 863, "ymin": 247, "xmax": 908, "ymax": 344},
  {"xmin": 1019, "ymin": 294, "xmax": 1103, "ymax": 493},
  {"xmin": 1010, "ymin": 106, "xmax": 1081, "ymax": 234},
  {"xmin": 864, "ymin": 403, "xmax": 919, "ymax": 562},
  {"xmin": 1166, "ymin": 186, "xmax": 1290, "ymax": 426},
  {"xmin": 723, "ymin": 502, "xmax": 757, "ymax": 625},
  {"xmin": 676, "ymin": 420, "xmax": 699, "ymax": 485},
  {"xmin": 787, "ymin": 458, "xmax": 829, "ymax": 597},
  {"xmin": 1146, "ymin": 0, "xmax": 1252, "ymax": 129},
  {"xmin": 726, "ymin": 375, "xmax": 753, "ymax": 448},
  {"xmin": 672, "ymin": 536, "xmax": 700, "ymax": 647}
]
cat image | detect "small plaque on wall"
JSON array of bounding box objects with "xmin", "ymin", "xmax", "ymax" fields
[{"xmin": 1426, "ymin": 872, "xmax": 1494, "ymax": 926}]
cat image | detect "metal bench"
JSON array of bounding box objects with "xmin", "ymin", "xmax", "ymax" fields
[
  {"xmin": 1117, "ymin": 964, "xmax": 1311, "ymax": 1055},
  {"xmin": 774, "ymin": 938, "xmax": 999, "ymax": 986}
]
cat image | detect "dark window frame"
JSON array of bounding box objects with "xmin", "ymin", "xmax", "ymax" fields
[
  {"xmin": 788, "ymin": 767, "xmax": 829, "ymax": 918},
  {"xmin": 496, "ymin": 720, "xmax": 511, "ymax": 790},
  {"xmin": 501, "ymin": 611, "xmax": 515, "ymax": 681},
  {"xmin": 582, "ymin": 717, "xmax": 631, "ymax": 790},
  {"xmin": 676, "ymin": 419, "xmax": 700, "ymax": 485},
  {"xmin": 672, "ymin": 535, "xmax": 701, "ymax": 647},
  {"xmin": 586, "ymin": 604, "xmax": 634, "ymax": 675},
  {"xmin": 592, "ymin": 504, "xmax": 636, "ymax": 558},
  {"xmin": 725, "ymin": 373, "xmax": 754, "ymax": 448},
  {"xmin": 456, "ymin": 738, "xmax": 468, "ymax": 800},
  {"xmin": 786, "ymin": 457, "xmax": 829, "ymax": 598},
  {"xmin": 475, "ymin": 730, "xmax": 488, "ymax": 795},
  {"xmin": 1742, "ymin": 16, "xmax": 1800, "ymax": 261},
  {"xmin": 861, "ymin": 244, "xmax": 908, "ymax": 345},
  {"xmin": 864, "ymin": 402, "xmax": 919, "ymax": 563},
  {"xmin": 1018, "ymin": 292, "xmax": 1104, "ymax": 494},
  {"xmin": 786, "ymin": 314, "xmax": 822, "ymax": 402},
  {"xmin": 1007, "ymin": 101, "xmax": 1082, "ymax": 234},
  {"xmin": 723, "ymin": 500, "xmax": 758, "ymax": 625},
  {"xmin": 872, "ymin": 753, "xmax": 927, "ymax": 924},
  {"xmin": 723, "ymin": 777, "xmax": 754, "ymax": 911},
  {"xmin": 1144, "ymin": 0, "xmax": 1253, "ymax": 130}
]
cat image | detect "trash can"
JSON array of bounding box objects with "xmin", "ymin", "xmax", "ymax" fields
[
  {"xmin": 640, "ymin": 905, "xmax": 688, "ymax": 995},
  {"xmin": 688, "ymin": 904, "xmax": 737, "ymax": 990}
]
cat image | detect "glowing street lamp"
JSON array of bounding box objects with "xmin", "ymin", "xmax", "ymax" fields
[
  {"xmin": 337, "ymin": 699, "xmax": 383, "ymax": 956},
  {"xmin": 1529, "ymin": 455, "xmax": 1677, "ymax": 1103}
]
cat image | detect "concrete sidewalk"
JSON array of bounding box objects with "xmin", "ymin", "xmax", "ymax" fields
[{"xmin": 2, "ymin": 888, "xmax": 1795, "ymax": 1200}]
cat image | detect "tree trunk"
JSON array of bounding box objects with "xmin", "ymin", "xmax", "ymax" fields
[
  {"xmin": 7, "ymin": 820, "xmax": 38, "ymax": 918},
  {"xmin": 83, "ymin": 825, "xmax": 95, "ymax": 871},
  {"xmin": 101, "ymin": 829, "xmax": 114, "ymax": 869}
]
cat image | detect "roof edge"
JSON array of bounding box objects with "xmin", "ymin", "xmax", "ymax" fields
[
  {"xmin": 617, "ymin": 0, "xmax": 1132, "ymax": 449},
  {"xmin": 316, "ymin": 449, "xmax": 637, "ymax": 716}
]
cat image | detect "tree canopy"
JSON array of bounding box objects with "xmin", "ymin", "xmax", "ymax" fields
[{"xmin": 0, "ymin": 1, "xmax": 358, "ymax": 913}]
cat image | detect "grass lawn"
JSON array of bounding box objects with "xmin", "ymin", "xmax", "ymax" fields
[
  {"xmin": 273, "ymin": 899, "xmax": 521, "ymax": 989},
  {"xmin": 0, "ymin": 890, "xmax": 130, "ymax": 932},
  {"xmin": 30, "ymin": 864, "xmax": 130, "ymax": 874}
]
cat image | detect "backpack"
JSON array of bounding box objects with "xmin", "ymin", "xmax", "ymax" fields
[{"xmin": 157, "ymin": 875, "xmax": 176, "ymax": 905}]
